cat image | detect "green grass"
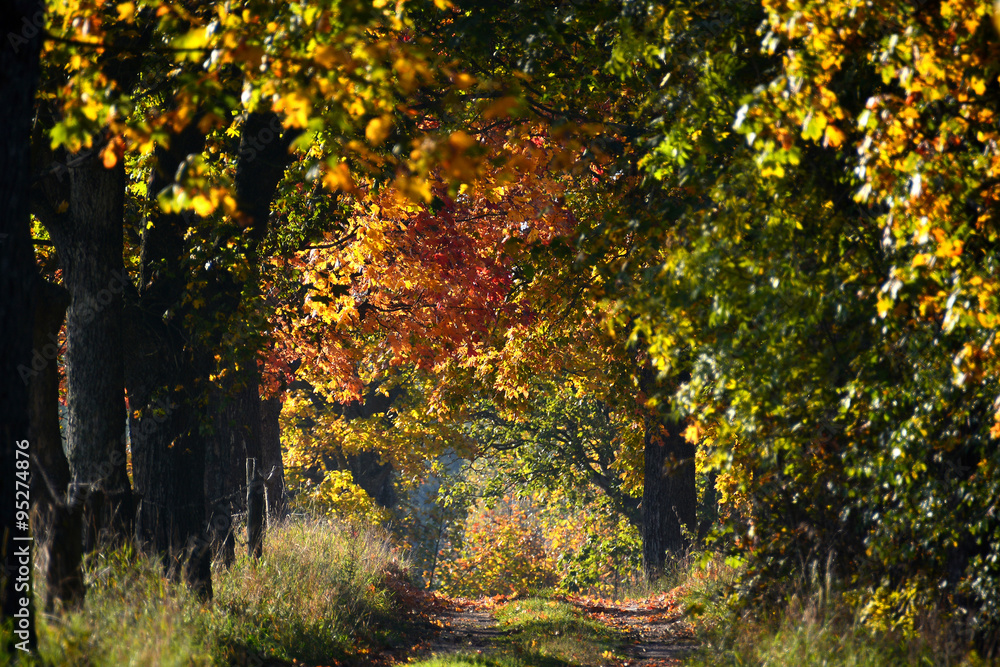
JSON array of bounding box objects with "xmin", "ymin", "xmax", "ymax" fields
[
  {"xmin": 30, "ymin": 517, "xmax": 416, "ymax": 666},
  {"xmin": 677, "ymin": 554, "xmax": 993, "ymax": 667},
  {"xmin": 410, "ymin": 598, "xmax": 626, "ymax": 667}
]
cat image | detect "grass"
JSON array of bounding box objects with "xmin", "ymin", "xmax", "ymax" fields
[
  {"xmin": 495, "ymin": 598, "xmax": 626, "ymax": 665},
  {"xmin": 29, "ymin": 517, "xmax": 416, "ymax": 666},
  {"xmin": 410, "ymin": 598, "xmax": 626, "ymax": 667},
  {"xmin": 676, "ymin": 554, "xmax": 995, "ymax": 667}
]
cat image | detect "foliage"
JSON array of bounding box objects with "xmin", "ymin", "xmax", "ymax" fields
[
  {"xmin": 436, "ymin": 495, "xmax": 558, "ymax": 598},
  {"xmin": 26, "ymin": 0, "xmax": 1000, "ymax": 651},
  {"xmin": 32, "ymin": 519, "xmax": 412, "ymax": 665},
  {"xmin": 543, "ymin": 499, "xmax": 642, "ymax": 598},
  {"xmin": 285, "ymin": 467, "xmax": 391, "ymax": 525},
  {"xmin": 683, "ymin": 562, "xmax": 986, "ymax": 667}
]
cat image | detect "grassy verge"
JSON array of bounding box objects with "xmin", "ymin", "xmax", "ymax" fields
[
  {"xmin": 411, "ymin": 598, "xmax": 626, "ymax": 667},
  {"xmin": 31, "ymin": 518, "xmax": 417, "ymax": 666},
  {"xmin": 678, "ymin": 555, "xmax": 992, "ymax": 667}
]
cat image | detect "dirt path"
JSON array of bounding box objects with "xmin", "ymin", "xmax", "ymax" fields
[
  {"xmin": 402, "ymin": 591, "xmax": 698, "ymax": 666},
  {"xmin": 424, "ymin": 603, "xmax": 507, "ymax": 657},
  {"xmin": 561, "ymin": 595, "xmax": 698, "ymax": 665}
]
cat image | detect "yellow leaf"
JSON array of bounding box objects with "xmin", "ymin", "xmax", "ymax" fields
[
  {"xmin": 323, "ymin": 162, "xmax": 355, "ymax": 192},
  {"xmin": 116, "ymin": 2, "xmax": 135, "ymax": 22},
  {"xmin": 453, "ymin": 72, "xmax": 476, "ymax": 90},
  {"xmin": 192, "ymin": 195, "xmax": 215, "ymax": 217},
  {"xmin": 366, "ymin": 115, "xmax": 392, "ymax": 145},
  {"xmin": 313, "ymin": 44, "xmax": 339, "ymax": 69},
  {"xmin": 824, "ymin": 124, "xmax": 846, "ymax": 148},
  {"xmin": 449, "ymin": 130, "xmax": 476, "ymax": 151},
  {"xmin": 275, "ymin": 90, "xmax": 312, "ymax": 128}
]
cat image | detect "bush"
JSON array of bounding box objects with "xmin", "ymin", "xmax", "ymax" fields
[{"xmin": 436, "ymin": 496, "xmax": 557, "ymax": 597}]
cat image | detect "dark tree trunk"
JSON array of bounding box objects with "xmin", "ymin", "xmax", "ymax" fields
[
  {"xmin": 41, "ymin": 155, "xmax": 134, "ymax": 548},
  {"xmin": 27, "ymin": 280, "xmax": 85, "ymax": 611},
  {"xmin": 128, "ymin": 124, "xmax": 214, "ymax": 598},
  {"xmin": 636, "ymin": 360, "xmax": 697, "ymax": 582},
  {"xmin": 126, "ymin": 299, "xmax": 214, "ymax": 597},
  {"xmin": 641, "ymin": 414, "xmax": 697, "ymax": 581},
  {"xmin": 206, "ymin": 374, "xmax": 263, "ymax": 566},
  {"xmin": 0, "ymin": 0, "xmax": 43, "ymax": 649},
  {"xmin": 128, "ymin": 111, "xmax": 296, "ymax": 592},
  {"xmin": 330, "ymin": 382, "xmax": 404, "ymax": 511},
  {"xmin": 128, "ymin": 373, "xmax": 213, "ymax": 598},
  {"xmin": 344, "ymin": 450, "xmax": 397, "ymax": 509},
  {"xmin": 260, "ymin": 395, "xmax": 286, "ymax": 520}
]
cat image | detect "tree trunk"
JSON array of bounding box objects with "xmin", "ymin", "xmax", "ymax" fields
[
  {"xmin": 206, "ymin": 374, "xmax": 263, "ymax": 566},
  {"xmin": 27, "ymin": 280, "xmax": 85, "ymax": 611},
  {"xmin": 126, "ymin": 292, "xmax": 215, "ymax": 598},
  {"xmin": 128, "ymin": 111, "xmax": 295, "ymax": 593},
  {"xmin": 126, "ymin": 123, "xmax": 216, "ymax": 598},
  {"xmin": 260, "ymin": 395, "xmax": 286, "ymax": 520},
  {"xmin": 641, "ymin": 414, "xmax": 697, "ymax": 581},
  {"xmin": 0, "ymin": 0, "xmax": 43, "ymax": 649},
  {"xmin": 42, "ymin": 155, "xmax": 134, "ymax": 548}
]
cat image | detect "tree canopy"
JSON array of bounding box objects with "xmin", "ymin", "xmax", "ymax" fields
[{"xmin": 4, "ymin": 0, "xmax": 1000, "ymax": 656}]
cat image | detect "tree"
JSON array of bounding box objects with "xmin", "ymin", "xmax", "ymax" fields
[{"xmin": 1, "ymin": 0, "xmax": 44, "ymax": 651}]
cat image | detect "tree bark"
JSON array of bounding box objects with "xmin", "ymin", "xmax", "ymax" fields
[
  {"xmin": 26, "ymin": 280, "xmax": 85, "ymax": 611},
  {"xmin": 636, "ymin": 360, "xmax": 697, "ymax": 582},
  {"xmin": 0, "ymin": 0, "xmax": 43, "ymax": 649},
  {"xmin": 128, "ymin": 111, "xmax": 296, "ymax": 592},
  {"xmin": 41, "ymin": 155, "xmax": 134, "ymax": 548},
  {"xmin": 206, "ymin": 374, "xmax": 263, "ymax": 566},
  {"xmin": 641, "ymin": 414, "xmax": 697, "ymax": 581},
  {"xmin": 128, "ymin": 124, "xmax": 214, "ymax": 598}
]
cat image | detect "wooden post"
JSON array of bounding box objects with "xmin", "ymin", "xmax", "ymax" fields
[{"xmin": 246, "ymin": 458, "xmax": 264, "ymax": 559}]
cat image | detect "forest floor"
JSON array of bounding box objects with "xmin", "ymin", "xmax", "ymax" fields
[{"xmin": 395, "ymin": 588, "xmax": 699, "ymax": 666}]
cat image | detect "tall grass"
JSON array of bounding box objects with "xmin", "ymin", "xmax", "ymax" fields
[
  {"xmin": 679, "ymin": 554, "xmax": 994, "ymax": 667},
  {"xmin": 212, "ymin": 517, "xmax": 404, "ymax": 664},
  {"xmin": 33, "ymin": 517, "xmax": 411, "ymax": 666}
]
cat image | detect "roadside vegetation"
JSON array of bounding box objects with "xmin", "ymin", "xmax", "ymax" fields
[
  {"xmin": 30, "ymin": 519, "xmax": 416, "ymax": 666},
  {"xmin": 677, "ymin": 555, "xmax": 992, "ymax": 667}
]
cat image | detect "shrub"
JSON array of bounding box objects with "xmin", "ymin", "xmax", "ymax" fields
[{"xmin": 437, "ymin": 496, "xmax": 557, "ymax": 597}]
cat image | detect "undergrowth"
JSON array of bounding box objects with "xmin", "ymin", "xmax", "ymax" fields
[
  {"xmin": 679, "ymin": 554, "xmax": 996, "ymax": 667},
  {"xmin": 32, "ymin": 517, "xmax": 413, "ymax": 666}
]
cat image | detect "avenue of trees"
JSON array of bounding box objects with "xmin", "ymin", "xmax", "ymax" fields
[{"xmin": 3, "ymin": 0, "xmax": 1000, "ymax": 658}]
